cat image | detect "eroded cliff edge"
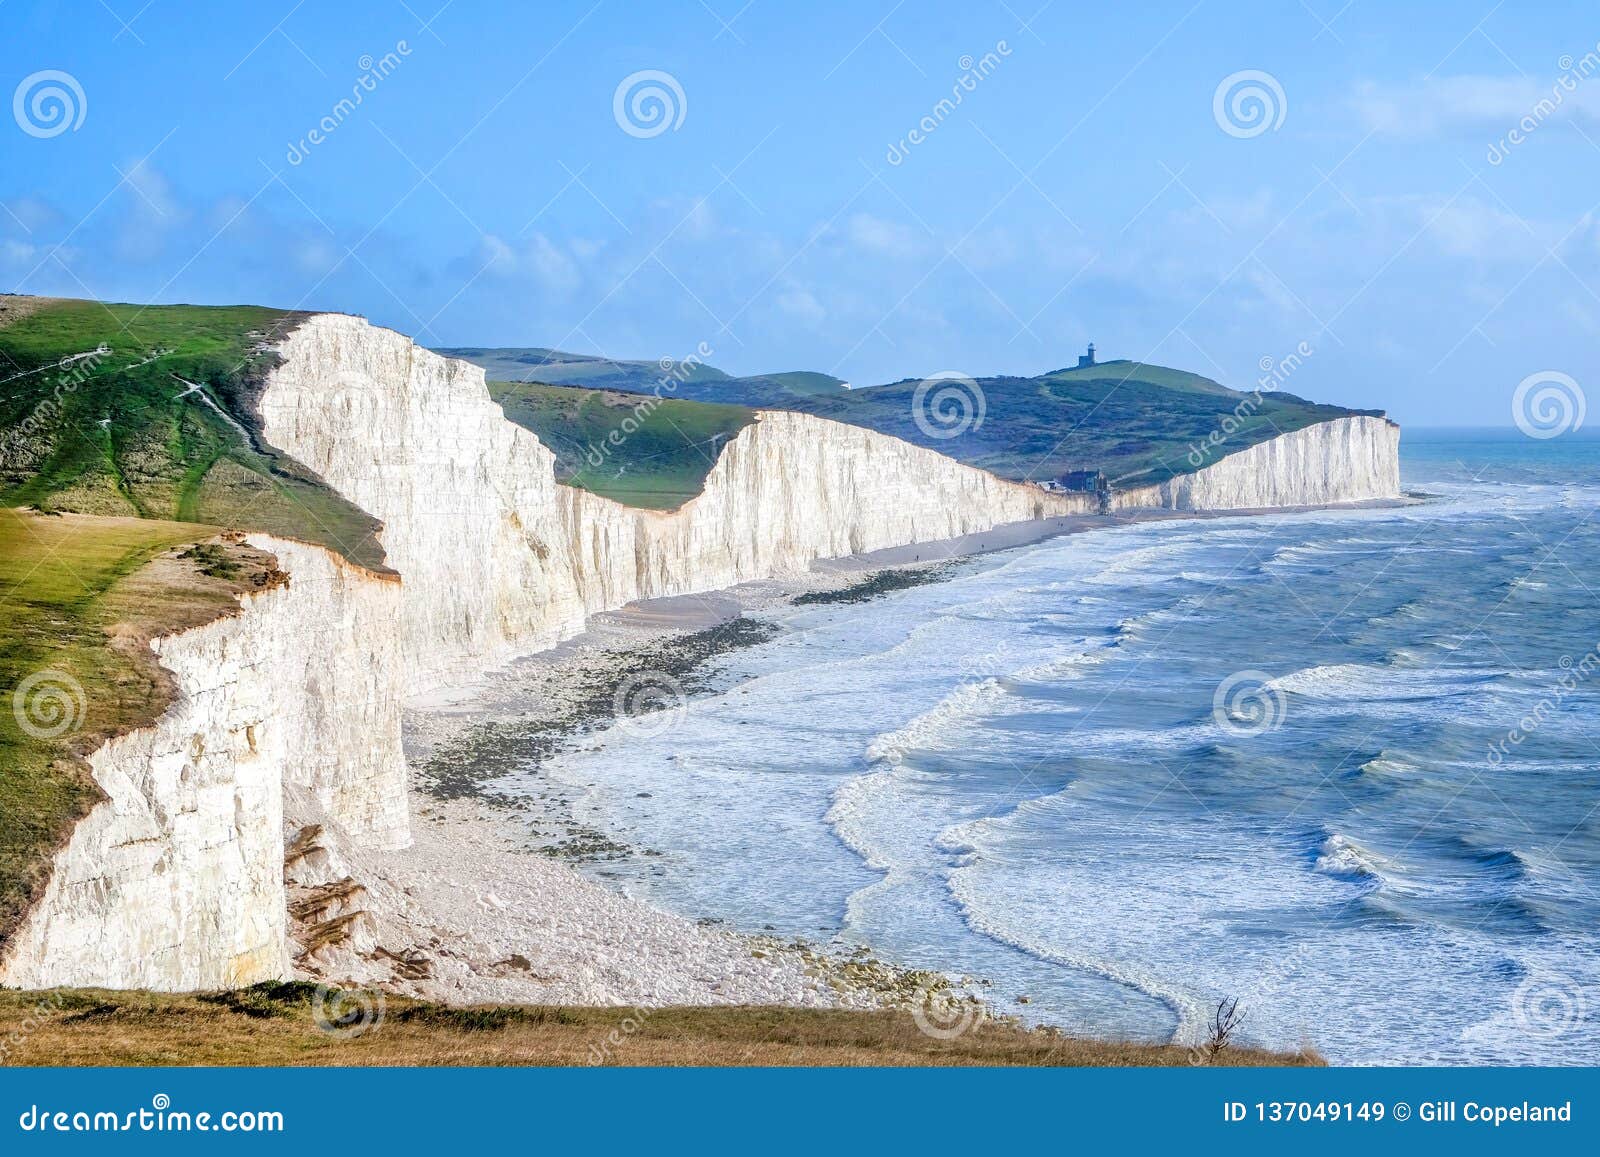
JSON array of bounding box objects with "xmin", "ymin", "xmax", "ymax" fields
[{"xmin": 0, "ymin": 313, "xmax": 1401, "ymax": 990}]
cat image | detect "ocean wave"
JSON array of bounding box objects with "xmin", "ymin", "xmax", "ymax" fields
[
  {"xmin": 1356, "ymin": 752, "xmax": 1421, "ymax": 778},
  {"xmin": 1314, "ymin": 832, "xmax": 1387, "ymax": 881},
  {"xmin": 944, "ymin": 857, "xmax": 1210, "ymax": 1044},
  {"xmin": 861, "ymin": 676, "xmax": 1013, "ymax": 768},
  {"xmin": 1269, "ymin": 663, "xmax": 1509, "ymax": 701}
]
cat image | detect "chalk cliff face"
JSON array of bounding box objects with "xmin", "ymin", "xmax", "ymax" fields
[
  {"xmin": 1114, "ymin": 415, "xmax": 1401, "ymax": 512},
  {"xmin": 258, "ymin": 314, "xmax": 1091, "ymax": 683},
  {"xmin": 0, "ymin": 540, "xmax": 406, "ymax": 991},
  {"xmin": 0, "ymin": 312, "xmax": 1401, "ymax": 991}
]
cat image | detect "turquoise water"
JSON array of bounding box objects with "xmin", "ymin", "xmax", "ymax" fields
[{"xmin": 540, "ymin": 429, "xmax": 1600, "ymax": 1064}]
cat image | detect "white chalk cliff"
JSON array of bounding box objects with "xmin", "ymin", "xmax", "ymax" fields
[
  {"xmin": 0, "ymin": 314, "xmax": 1401, "ymax": 990},
  {"xmin": 0, "ymin": 540, "xmax": 407, "ymax": 990},
  {"xmin": 1113, "ymin": 414, "xmax": 1401, "ymax": 512}
]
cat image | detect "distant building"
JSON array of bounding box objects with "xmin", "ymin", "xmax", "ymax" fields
[
  {"xmin": 1077, "ymin": 342, "xmax": 1096, "ymax": 369},
  {"xmin": 1038, "ymin": 468, "xmax": 1111, "ymax": 512},
  {"xmin": 1057, "ymin": 469, "xmax": 1108, "ymax": 494}
]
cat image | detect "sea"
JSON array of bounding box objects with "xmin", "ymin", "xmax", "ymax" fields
[{"xmin": 535, "ymin": 429, "xmax": 1600, "ymax": 1065}]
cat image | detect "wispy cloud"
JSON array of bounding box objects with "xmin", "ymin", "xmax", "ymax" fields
[{"xmin": 1351, "ymin": 75, "xmax": 1600, "ymax": 139}]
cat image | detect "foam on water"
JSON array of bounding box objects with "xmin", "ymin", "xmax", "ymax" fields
[{"xmin": 532, "ymin": 433, "xmax": 1600, "ymax": 1065}]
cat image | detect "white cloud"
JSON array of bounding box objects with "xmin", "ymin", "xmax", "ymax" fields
[
  {"xmin": 1352, "ymin": 75, "xmax": 1600, "ymax": 139},
  {"xmin": 844, "ymin": 212, "xmax": 925, "ymax": 260},
  {"xmin": 473, "ymin": 231, "xmax": 582, "ymax": 297},
  {"xmin": 121, "ymin": 158, "xmax": 183, "ymax": 223},
  {"xmin": 776, "ymin": 285, "xmax": 825, "ymax": 324}
]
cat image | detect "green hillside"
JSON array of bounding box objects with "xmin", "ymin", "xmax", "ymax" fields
[
  {"xmin": 489, "ymin": 380, "xmax": 754, "ymax": 509},
  {"xmin": 0, "ymin": 297, "xmax": 385, "ymax": 568},
  {"xmin": 452, "ymin": 347, "xmax": 1377, "ymax": 488},
  {"xmin": 437, "ymin": 346, "xmax": 731, "ymax": 390},
  {"xmin": 784, "ymin": 359, "xmax": 1374, "ymax": 488},
  {"xmin": 440, "ymin": 346, "xmax": 851, "ymax": 407}
]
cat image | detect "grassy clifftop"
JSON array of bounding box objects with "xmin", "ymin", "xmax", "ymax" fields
[
  {"xmin": 488, "ymin": 380, "xmax": 755, "ymax": 510},
  {"xmin": 0, "ymin": 297, "xmax": 384, "ymax": 569},
  {"xmin": 451, "ymin": 346, "xmax": 1379, "ymax": 489},
  {"xmin": 0, "ymin": 510, "xmax": 285, "ymax": 944},
  {"xmin": 0, "ymin": 297, "xmax": 389, "ymax": 947}
]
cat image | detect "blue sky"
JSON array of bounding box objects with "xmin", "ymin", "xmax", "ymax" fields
[{"xmin": 2, "ymin": 0, "xmax": 1598, "ymax": 425}]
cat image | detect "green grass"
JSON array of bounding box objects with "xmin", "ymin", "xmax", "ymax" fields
[
  {"xmin": 488, "ymin": 380, "xmax": 755, "ymax": 509},
  {"xmin": 0, "ymin": 509, "xmax": 270, "ymax": 941},
  {"xmin": 760, "ymin": 361, "xmax": 1373, "ymax": 488},
  {"xmin": 442, "ymin": 346, "xmax": 851, "ymax": 405},
  {"xmin": 453, "ymin": 349, "xmax": 1381, "ymax": 489},
  {"xmin": 0, "ymin": 296, "xmax": 390, "ymax": 944},
  {"xmin": 437, "ymin": 346, "xmax": 733, "ymax": 389},
  {"xmin": 0, "ymin": 298, "xmax": 385, "ymax": 568}
]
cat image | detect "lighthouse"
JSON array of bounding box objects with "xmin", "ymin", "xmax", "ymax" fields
[{"xmin": 1077, "ymin": 342, "xmax": 1096, "ymax": 369}]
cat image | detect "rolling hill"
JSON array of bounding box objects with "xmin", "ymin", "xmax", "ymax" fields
[{"xmin": 447, "ymin": 346, "xmax": 1379, "ymax": 488}]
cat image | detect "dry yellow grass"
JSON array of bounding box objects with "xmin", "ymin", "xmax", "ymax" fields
[{"xmin": 0, "ymin": 986, "xmax": 1322, "ymax": 1067}]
